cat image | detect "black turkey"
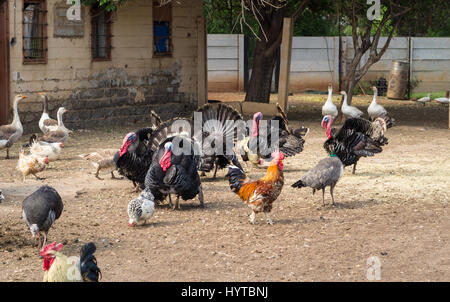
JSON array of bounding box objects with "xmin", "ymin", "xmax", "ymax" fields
[
  {"xmin": 114, "ymin": 111, "xmax": 162, "ymax": 191},
  {"xmin": 144, "ymin": 120, "xmax": 203, "ymax": 210},
  {"xmin": 322, "ymin": 114, "xmax": 393, "ymax": 174},
  {"xmin": 22, "ymin": 185, "xmax": 63, "ymax": 249},
  {"xmin": 193, "ymin": 103, "xmax": 244, "ymax": 179}
]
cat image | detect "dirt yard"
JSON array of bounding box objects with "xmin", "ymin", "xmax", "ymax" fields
[{"xmin": 0, "ymin": 93, "xmax": 449, "ymax": 282}]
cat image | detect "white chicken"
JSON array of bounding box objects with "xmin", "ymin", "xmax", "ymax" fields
[
  {"xmin": 17, "ymin": 150, "xmax": 49, "ymax": 181},
  {"xmin": 30, "ymin": 139, "xmax": 64, "ymax": 161},
  {"xmin": 322, "ymin": 83, "xmax": 338, "ymax": 118},
  {"xmin": 367, "ymin": 86, "xmax": 388, "ymax": 120},
  {"xmin": 340, "ymin": 91, "xmax": 364, "ymax": 119}
]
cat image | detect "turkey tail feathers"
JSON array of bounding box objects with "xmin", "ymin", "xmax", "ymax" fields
[{"xmin": 80, "ymin": 242, "xmax": 101, "ymax": 282}]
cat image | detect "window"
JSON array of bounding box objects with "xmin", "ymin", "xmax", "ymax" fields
[
  {"xmin": 91, "ymin": 7, "xmax": 111, "ymax": 61},
  {"xmin": 23, "ymin": 0, "xmax": 47, "ymax": 63},
  {"xmin": 153, "ymin": 1, "xmax": 172, "ymax": 56}
]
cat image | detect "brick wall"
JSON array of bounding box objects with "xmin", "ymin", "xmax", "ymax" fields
[{"xmin": 8, "ymin": 0, "xmax": 204, "ymax": 133}]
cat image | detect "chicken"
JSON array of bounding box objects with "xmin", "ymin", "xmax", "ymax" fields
[
  {"xmin": 17, "ymin": 149, "xmax": 49, "ymax": 181},
  {"xmin": 127, "ymin": 188, "xmax": 155, "ymax": 227},
  {"xmin": 193, "ymin": 103, "xmax": 244, "ymax": 179},
  {"xmin": 40, "ymin": 241, "xmax": 101, "ymax": 282},
  {"xmin": 28, "ymin": 135, "xmax": 64, "ymax": 161},
  {"xmin": 145, "ymin": 138, "xmax": 204, "ymax": 210},
  {"xmin": 79, "ymin": 149, "xmax": 119, "ymax": 180},
  {"xmin": 291, "ymin": 157, "xmax": 344, "ymax": 206},
  {"xmin": 114, "ymin": 111, "xmax": 162, "ymax": 191},
  {"xmin": 22, "ymin": 186, "xmax": 63, "ymax": 249},
  {"xmin": 322, "ymin": 114, "xmax": 392, "ymax": 174},
  {"xmin": 226, "ymin": 151, "xmax": 285, "ymax": 225},
  {"xmin": 239, "ymin": 105, "xmax": 308, "ymax": 166}
]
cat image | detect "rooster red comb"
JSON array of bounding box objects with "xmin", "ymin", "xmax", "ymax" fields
[{"xmin": 40, "ymin": 242, "xmax": 63, "ymax": 256}]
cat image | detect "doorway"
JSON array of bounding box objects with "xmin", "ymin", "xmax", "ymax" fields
[{"xmin": 0, "ymin": 0, "xmax": 10, "ymax": 124}]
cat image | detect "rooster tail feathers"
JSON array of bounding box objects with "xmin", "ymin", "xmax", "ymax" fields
[
  {"xmin": 291, "ymin": 179, "xmax": 306, "ymax": 189},
  {"xmin": 80, "ymin": 242, "xmax": 101, "ymax": 282},
  {"xmin": 226, "ymin": 165, "xmax": 246, "ymax": 193}
]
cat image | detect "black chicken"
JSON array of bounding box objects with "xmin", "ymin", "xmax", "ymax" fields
[{"xmin": 322, "ymin": 114, "xmax": 393, "ymax": 174}]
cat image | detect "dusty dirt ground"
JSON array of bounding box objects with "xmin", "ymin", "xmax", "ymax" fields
[{"xmin": 0, "ymin": 93, "xmax": 449, "ymax": 282}]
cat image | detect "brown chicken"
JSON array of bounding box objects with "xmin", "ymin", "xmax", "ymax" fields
[
  {"xmin": 226, "ymin": 152, "xmax": 285, "ymax": 225},
  {"xmin": 17, "ymin": 150, "xmax": 49, "ymax": 181}
]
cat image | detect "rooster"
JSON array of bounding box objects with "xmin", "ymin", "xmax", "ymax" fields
[
  {"xmin": 40, "ymin": 242, "xmax": 101, "ymax": 282},
  {"xmin": 17, "ymin": 149, "xmax": 49, "ymax": 181},
  {"xmin": 226, "ymin": 152, "xmax": 285, "ymax": 225}
]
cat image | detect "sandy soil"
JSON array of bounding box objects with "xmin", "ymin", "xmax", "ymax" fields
[{"xmin": 0, "ymin": 93, "xmax": 449, "ymax": 282}]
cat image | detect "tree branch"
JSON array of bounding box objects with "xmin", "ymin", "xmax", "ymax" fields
[{"xmin": 291, "ymin": 0, "xmax": 310, "ymax": 21}]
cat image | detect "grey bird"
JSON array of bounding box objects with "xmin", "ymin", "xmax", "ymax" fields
[
  {"xmin": 0, "ymin": 189, "xmax": 4, "ymax": 202},
  {"xmin": 291, "ymin": 157, "xmax": 344, "ymax": 205},
  {"xmin": 22, "ymin": 186, "xmax": 64, "ymax": 249}
]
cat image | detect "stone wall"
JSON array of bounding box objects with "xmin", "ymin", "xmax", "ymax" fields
[{"xmin": 8, "ymin": 0, "xmax": 204, "ymax": 133}]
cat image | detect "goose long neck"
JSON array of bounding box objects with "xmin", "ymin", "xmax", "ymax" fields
[
  {"xmin": 371, "ymin": 90, "xmax": 377, "ymax": 105},
  {"xmin": 342, "ymin": 93, "xmax": 347, "ymax": 106},
  {"xmin": 57, "ymin": 110, "xmax": 65, "ymax": 128},
  {"xmin": 42, "ymin": 95, "xmax": 48, "ymax": 113},
  {"xmin": 326, "ymin": 87, "xmax": 333, "ymax": 104},
  {"xmin": 12, "ymin": 98, "xmax": 21, "ymax": 125}
]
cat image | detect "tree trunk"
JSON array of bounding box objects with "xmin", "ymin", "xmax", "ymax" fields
[{"xmin": 244, "ymin": 6, "xmax": 285, "ymax": 103}]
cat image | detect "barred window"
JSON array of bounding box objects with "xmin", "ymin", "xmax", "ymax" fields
[
  {"xmin": 153, "ymin": 1, "xmax": 172, "ymax": 56},
  {"xmin": 23, "ymin": 0, "xmax": 47, "ymax": 63},
  {"xmin": 91, "ymin": 7, "xmax": 111, "ymax": 61}
]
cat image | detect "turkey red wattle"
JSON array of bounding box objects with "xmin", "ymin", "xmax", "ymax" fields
[
  {"xmin": 251, "ymin": 112, "xmax": 263, "ymax": 138},
  {"xmin": 119, "ymin": 133, "xmax": 136, "ymax": 157},
  {"xmin": 160, "ymin": 142, "xmax": 173, "ymax": 172}
]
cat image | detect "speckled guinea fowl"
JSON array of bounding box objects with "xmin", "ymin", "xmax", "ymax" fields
[
  {"xmin": 291, "ymin": 157, "xmax": 344, "ymax": 205},
  {"xmin": 22, "ymin": 186, "xmax": 63, "ymax": 249}
]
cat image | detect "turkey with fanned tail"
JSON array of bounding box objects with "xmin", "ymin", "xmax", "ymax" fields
[{"xmin": 193, "ymin": 103, "xmax": 245, "ymax": 179}]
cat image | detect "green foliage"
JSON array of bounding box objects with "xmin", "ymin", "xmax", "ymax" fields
[{"xmin": 81, "ymin": 0, "xmax": 127, "ymax": 11}]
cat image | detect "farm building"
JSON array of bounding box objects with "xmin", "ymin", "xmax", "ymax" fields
[{"xmin": 0, "ymin": 0, "xmax": 207, "ymax": 132}]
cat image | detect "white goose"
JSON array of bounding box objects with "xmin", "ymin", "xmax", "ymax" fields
[
  {"xmin": 39, "ymin": 107, "xmax": 71, "ymax": 143},
  {"xmin": 340, "ymin": 91, "xmax": 364, "ymax": 119},
  {"xmin": 38, "ymin": 92, "xmax": 56, "ymax": 134},
  {"xmin": 0, "ymin": 94, "xmax": 27, "ymax": 159},
  {"xmin": 367, "ymin": 86, "xmax": 387, "ymax": 120},
  {"xmin": 433, "ymin": 97, "xmax": 449, "ymax": 104},
  {"xmin": 322, "ymin": 83, "xmax": 338, "ymax": 118},
  {"xmin": 416, "ymin": 93, "xmax": 431, "ymax": 106}
]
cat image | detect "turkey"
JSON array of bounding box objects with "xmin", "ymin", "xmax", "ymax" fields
[
  {"xmin": 0, "ymin": 94, "xmax": 26, "ymax": 159},
  {"xmin": 127, "ymin": 188, "xmax": 155, "ymax": 227},
  {"xmin": 239, "ymin": 104, "xmax": 308, "ymax": 166},
  {"xmin": 193, "ymin": 103, "xmax": 244, "ymax": 179},
  {"xmin": 114, "ymin": 111, "xmax": 162, "ymax": 191},
  {"xmin": 291, "ymin": 156, "xmax": 344, "ymax": 206},
  {"xmin": 145, "ymin": 126, "xmax": 204, "ymax": 210},
  {"xmin": 416, "ymin": 93, "xmax": 431, "ymax": 106},
  {"xmin": 367, "ymin": 86, "xmax": 388, "ymax": 120},
  {"xmin": 22, "ymin": 186, "xmax": 63, "ymax": 249},
  {"xmin": 340, "ymin": 91, "xmax": 364, "ymax": 119},
  {"xmin": 322, "ymin": 83, "xmax": 338, "ymax": 118},
  {"xmin": 322, "ymin": 114, "xmax": 392, "ymax": 174},
  {"xmin": 40, "ymin": 241, "xmax": 101, "ymax": 282}
]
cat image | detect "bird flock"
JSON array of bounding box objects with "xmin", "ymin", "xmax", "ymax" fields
[{"xmin": 3, "ymin": 84, "xmax": 441, "ymax": 281}]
